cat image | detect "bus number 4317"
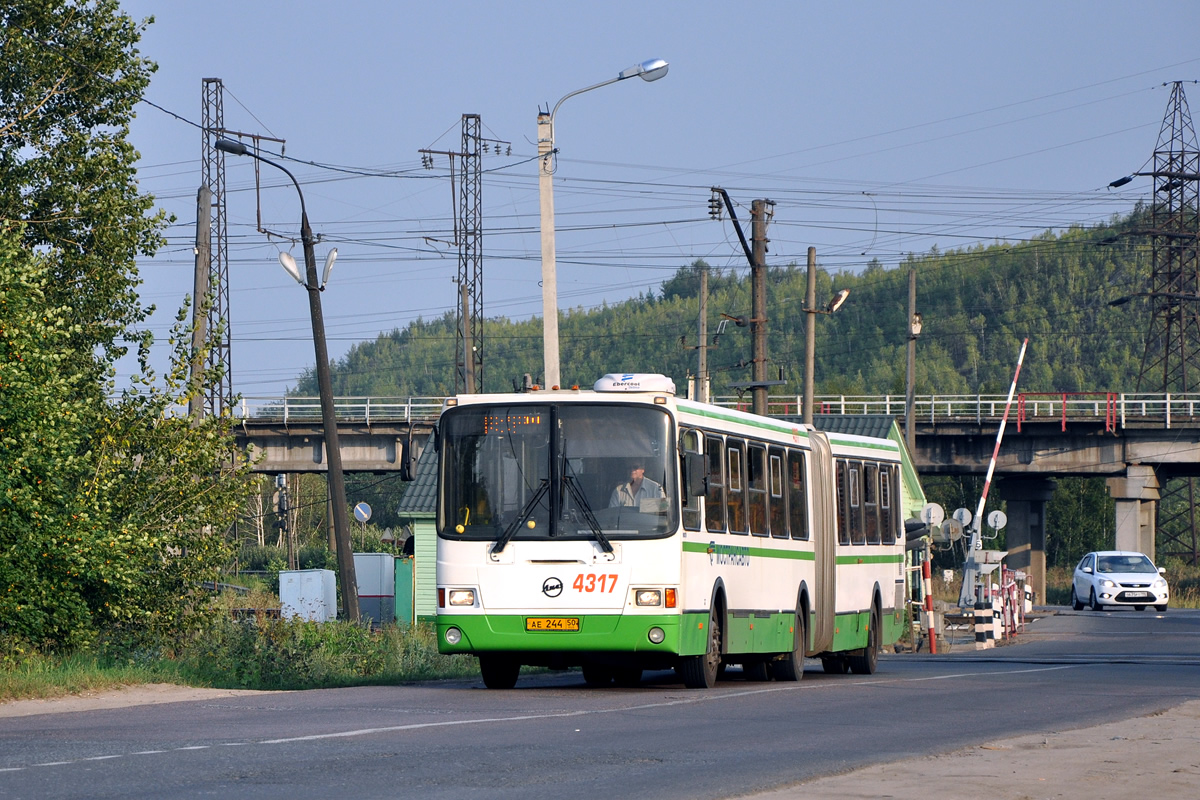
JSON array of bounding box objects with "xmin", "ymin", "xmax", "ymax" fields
[{"xmin": 573, "ymin": 574, "xmax": 618, "ymax": 593}]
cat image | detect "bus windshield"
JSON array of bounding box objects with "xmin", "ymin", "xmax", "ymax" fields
[{"xmin": 439, "ymin": 403, "xmax": 677, "ymax": 543}]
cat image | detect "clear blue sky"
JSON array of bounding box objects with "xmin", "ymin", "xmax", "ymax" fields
[{"xmin": 119, "ymin": 0, "xmax": 1200, "ymax": 397}]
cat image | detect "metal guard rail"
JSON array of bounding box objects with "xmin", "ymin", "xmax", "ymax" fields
[
  {"xmin": 235, "ymin": 396, "xmax": 444, "ymax": 424},
  {"xmin": 713, "ymin": 392, "xmax": 1200, "ymax": 431},
  {"xmin": 226, "ymin": 393, "xmax": 1200, "ymax": 430}
]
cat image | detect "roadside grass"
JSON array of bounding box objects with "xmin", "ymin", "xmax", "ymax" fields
[{"xmin": 1, "ymin": 586, "xmax": 480, "ymax": 702}]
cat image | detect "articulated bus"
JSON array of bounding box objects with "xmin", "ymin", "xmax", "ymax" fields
[{"xmin": 434, "ymin": 373, "xmax": 918, "ymax": 689}]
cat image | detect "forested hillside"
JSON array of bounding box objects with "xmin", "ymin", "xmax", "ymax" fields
[{"xmin": 300, "ymin": 208, "xmax": 1150, "ymax": 399}]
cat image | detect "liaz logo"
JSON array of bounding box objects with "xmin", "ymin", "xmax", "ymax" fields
[{"xmin": 542, "ymin": 577, "xmax": 563, "ymax": 597}]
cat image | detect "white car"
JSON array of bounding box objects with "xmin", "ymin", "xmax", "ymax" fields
[{"xmin": 1070, "ymin": 551, "xmax": 1169, "ymax": 611}]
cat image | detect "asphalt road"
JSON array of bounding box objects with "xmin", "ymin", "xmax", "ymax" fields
[{"xmin": 2, "ymin": 607, "xmax": 1198, "ymax": 800}]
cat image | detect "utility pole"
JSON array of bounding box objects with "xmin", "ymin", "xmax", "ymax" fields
[
  {"xmin": 905, "ymin": 267, "xmax": 918, "ymax": 453},
  {"xmin": 189, "ymin": 185, "xmax": 212, "ymax": 423},
  {"xmin": 419, "ymin": 115, "xmax": 509, "ymax": 394},
  {"xmin": 751, "ymin": 200, "xmax": 771, "ymax": 416},
  {"xmin": 200, "ymin": 78, "xmax": 232, "ymax": 417},
  {"xmin": 803, "ymin": 247, "xmax": 817, "ymax": 426},
  {"xmin": 697, "ymin": 265, "xmax": 709, "ymax": 403}
]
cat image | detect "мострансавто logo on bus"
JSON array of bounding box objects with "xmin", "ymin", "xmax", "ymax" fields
[{"xmin": 708, "ymin": 542, "xmax": 750, "ymax": 567}]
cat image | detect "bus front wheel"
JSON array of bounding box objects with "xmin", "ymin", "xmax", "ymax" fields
[
  {"xmin": 479, "ymin": 655, "xmax": 520, "ymax": 689},
  {"xmin": 680, "ymin": 611, "xmax": 722, "ymax": 689}
]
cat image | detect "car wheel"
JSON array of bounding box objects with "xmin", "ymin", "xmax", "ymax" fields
[
  {"xmin": 1134, "ymin": 605, "xmax": 1146, "ymax": 611},
  {"xmin": 1155, "ymin": 604, "xmax": 1168, "ymax": 612},
  {"xmin": 1070, "ymin": 585, "xmax": 1084, "ymax": 611},
  {"xmin": 1089, "ymin": 588, "xmax": 1103, "ymax": 611}
]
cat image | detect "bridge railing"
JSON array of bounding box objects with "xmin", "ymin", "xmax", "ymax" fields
[
  {"xmin": 228, "ymin": 393, "xmax": 1200, "ymax": 429},
  {"xmin": 712, "ymin": 392, "xmax": 1200, "ymax": 430},
  {"xmin": 235, "ymin": 396, "xmax": 444, "ymax": 424}
]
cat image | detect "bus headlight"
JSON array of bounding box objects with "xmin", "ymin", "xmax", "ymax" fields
[
  {"xmin": 445, "ymin": 627, "xmax": 462, "ymax": 645},
  {"xmin": 448, "ymin": 589, "xmax": 476, "ymax": 606},
  {"xmin": 648, "ymin": 627, "xmax": 666, "ymax": 644},
  {"xmin": 635, "ymin": 589, "xmax": 662, "ymax": 606}
]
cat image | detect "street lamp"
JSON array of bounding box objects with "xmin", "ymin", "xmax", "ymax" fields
[
  {"xmin": 538, "ymin": 58, "xmax": 669, "ymax": 389},
  {"xmin": 801, "ymin": 246, "xmax": 850, "ymax": 425},
  {"xmin": 214, "ymin": 137, "xmax": 359, "ymax": 621}
]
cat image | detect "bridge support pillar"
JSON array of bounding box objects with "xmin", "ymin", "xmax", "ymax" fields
[
  {"xmin": 1106, "ymin": 465, "xmax": 1159, "ymax": 559},
  {"xmin": 997, "ymin": 477, "xmax": 1056, "ymax": 606}
]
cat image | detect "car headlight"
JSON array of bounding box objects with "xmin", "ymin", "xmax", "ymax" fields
[
  {"xmin": 1099, "ymin": 579, "xmax": 1117, "ymax": 588},
  {"xmin": 448, "ymin": 589, "xmax": 476, "ymax": 606},
  {"xmin": 1153, "ymin": 578, "xmax": 1168, "ymax": 589}
]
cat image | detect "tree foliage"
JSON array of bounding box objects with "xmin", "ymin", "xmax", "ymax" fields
[{"xmin": 1, "ymin": 2, "xmax": 258, "ymax": 650}]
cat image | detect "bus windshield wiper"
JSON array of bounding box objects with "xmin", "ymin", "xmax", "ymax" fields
[
  {"xmin": 562, "ymin": 471, "xmax": 613, "ymax": 554},
  {"xmin": 491, "ymin": 479, "xmax": 548, "ymax": 556}
]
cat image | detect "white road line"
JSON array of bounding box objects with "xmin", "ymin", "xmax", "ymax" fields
[{"xmin": 0, "ymin": 663, "xmax": 1092, "ymax": 773}]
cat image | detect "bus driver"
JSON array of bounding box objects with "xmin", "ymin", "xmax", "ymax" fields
[{"xmin": 609, "ymin": 458, "xmax": 664, "ymax": 508}]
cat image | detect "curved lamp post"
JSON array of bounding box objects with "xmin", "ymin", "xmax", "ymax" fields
[
  {"xmin": 538, "ymin": 58, "xmax": 668, "ymax": 389},
  {"xmin": 215, "ymin": 138, "xmax": 359, "ymax": 621},
  {"xmin": 801, "ymin": 245, "xmax": 850, "ymax": 425}
]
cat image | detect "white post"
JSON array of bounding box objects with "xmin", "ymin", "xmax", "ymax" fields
[{"xmin": 538, "ymin": 111, "xmax": 560, "ymax": 389}]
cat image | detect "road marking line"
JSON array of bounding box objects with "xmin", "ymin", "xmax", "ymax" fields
[{"xmin": 0, "ymin": 662, "xmax": 1094, "ymax": 772}]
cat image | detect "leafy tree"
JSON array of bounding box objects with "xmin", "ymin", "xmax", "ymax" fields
[{"xmin": 0, "ymin": 2, "xmax": 258, "ymax": 649}]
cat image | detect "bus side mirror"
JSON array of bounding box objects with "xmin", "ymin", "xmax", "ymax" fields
[
  {"xmin": 684, "ymin": 452, "xmax": 706, "ymax": 497},
  {"xmin": 400, "ymin": 426, "xmax": 428, "ymax": 482}
]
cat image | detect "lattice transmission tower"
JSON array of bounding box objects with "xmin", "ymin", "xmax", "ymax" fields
[
  {"xmin": 420, "ymin": 115, "xmax": 509, "ymax": 394},
  {"xmin": 200, "ymin": 77, "xmax": 233, "ymax": 416},
  {"xmin": 1135, "ymin": 81, "xmax": 1200, "ymax": 564}
]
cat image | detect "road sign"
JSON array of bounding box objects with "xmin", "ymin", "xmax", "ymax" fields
[{"xmin": 353, "ymin": 502, "xmax": 372, "ymax": 523}]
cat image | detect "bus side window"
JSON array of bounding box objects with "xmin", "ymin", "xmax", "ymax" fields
[
  {"xmin": 769, "ymin": 447, "xmax": 786, "ymax": 538},
  {"xmin": 747, "ymin": 444, "xmax": 768, "ymax": 536},
  {"xmin": 705, "ymin": 434, "xmax": 726, "ymax": 533},
  {"xmin": 726, "ymin": 439, "xmax": 747, "ymax": 535},
  {"xmin": 880, "ymin": 464, "xmax": 896, "ymax": 545},
  {"xmin": 681, "ymin": 429, "xmax": 702, "ymax": 532},
  {"xmin": 849, "ymin": 461, "xmax": 865, "ymax": 545},
  {"xmin": 836, "ymin": 460, "xmax": 850, "ymax": 546},
  {"xmin": 788, "ymin": 449, "xmax": 808, "ymax": 541},
  {"xmin": 864, "ymin": 462, "xmax": 880, "ymax": 545}
]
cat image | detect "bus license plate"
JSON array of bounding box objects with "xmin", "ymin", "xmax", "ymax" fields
[{"xmin": 526, "ymin": 617, "xmax": 580, "ymax": 631}]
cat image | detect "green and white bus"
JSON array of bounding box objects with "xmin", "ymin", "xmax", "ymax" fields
[{"xmin": 435, "ymin": 373, "xmax": 917, "ymax": 689}]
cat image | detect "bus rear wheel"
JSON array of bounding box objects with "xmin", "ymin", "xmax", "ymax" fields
[
  {"xmin": 770, "ymin": 611, "xmax": 807, "ymax": 682},
  {"xmin": 847, "ymin": 607, "xmax": 880, "ymax": 675},
  {"xmin": 479, "ymin": 655, "xmax": 520, "ymax": 689},
  {"xmin": 680, "ymin": 610, "xmax": 722, "ymax": 689}
]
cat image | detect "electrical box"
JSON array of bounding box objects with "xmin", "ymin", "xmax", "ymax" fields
[{"xmin": 279, "ymin": 569, "xmax": 337, "ymax": 622}]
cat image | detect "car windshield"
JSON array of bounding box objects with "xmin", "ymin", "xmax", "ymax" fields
[{"xmin": 1096, "ymin": 554, "xmax": 1156, "ymax": 574}]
